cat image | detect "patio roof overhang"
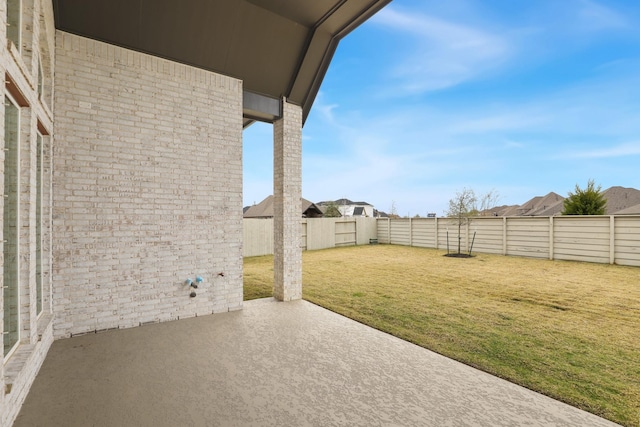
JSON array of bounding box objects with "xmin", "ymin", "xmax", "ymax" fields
[{"xmin": 52, "ymin": 0, "xmax": 391, "ymax": 127}]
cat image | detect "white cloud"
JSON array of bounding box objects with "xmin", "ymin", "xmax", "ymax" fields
[
  {"xmin": 372, "ymin": 7, "xmax": 511, "ymax": 93},
  {"xmin": 447, "ymin": 112, "xmax": 548, "ymax": 135},
  {"xmin": 575, "ymin": 0, "xmax": 629, "ymax": 32},
  {"xmin": 315, "ymin": 101, "xmax": 340, "ymax": 127},
  {"xmin": 367, "ymin": 1, "xmax": 636, "ymax": 99}
]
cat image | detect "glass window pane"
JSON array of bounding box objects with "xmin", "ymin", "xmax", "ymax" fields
[
  {"xmin": 37, "ymin": 58, "xmax": 43, "ymax": 99},
  {"xmin": 4, "ymin": 96, "xmax": 20, "ymax": 357},
  {"xmin": 36, "ymin": 133, "xmax": 43, "ymax": 315},
  {"xmin": 7, "ymin": 0, "xmax": 21, "ymax": 49}
]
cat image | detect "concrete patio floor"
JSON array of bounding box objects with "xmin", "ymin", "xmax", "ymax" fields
[{"xmin": 14, "ymin": 298, "xmax": 618, "ymax": 427}]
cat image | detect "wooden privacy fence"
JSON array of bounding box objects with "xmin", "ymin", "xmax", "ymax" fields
[
  {"xmin": 377, "ymin": 216, "xmax": 640, "ymax": 267},
  {"xmin": 243, "ymin": 217, "xmax": 378, "ymax": 257}
]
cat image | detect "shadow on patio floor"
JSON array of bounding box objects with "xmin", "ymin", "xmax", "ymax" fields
[{"xmin": 14, "ymin": 298, "xmax": 618, "ymax": 426}]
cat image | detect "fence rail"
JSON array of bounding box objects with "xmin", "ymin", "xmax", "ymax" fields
[{"xmin": 377, "ymin": 216, "xmax": 640, "ymax": 267}]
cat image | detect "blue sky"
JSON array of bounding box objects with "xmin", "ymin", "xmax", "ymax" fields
[{"xmin": 243, "ymin": 0, "xmax": 640, "ymax": 217}]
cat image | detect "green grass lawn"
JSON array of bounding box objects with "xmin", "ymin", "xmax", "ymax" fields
[{"xmin": 244, "ymin": 245, "xmax": 640, "ymax": 427}]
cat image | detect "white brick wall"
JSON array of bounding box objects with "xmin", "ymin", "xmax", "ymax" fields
[
  {"xmin": 273, "ymin": 100, "xmax": 302, "ymax": 301},
  {"xmin": 53, "ymin": 32, "xmax": 244, "ymax": 338},
  {"xmin": 1, "ymin": 316, "xmax": 54, "ymax": 427},
  {"xmin": 1, "ymin": 0, "xmax": 56, "ymax": 425}
]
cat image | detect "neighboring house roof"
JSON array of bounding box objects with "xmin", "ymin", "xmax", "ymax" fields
[
  {"xmin": 243, "ymin": 195, "xmax": 323, "ymax": 218},
  {"xmin": 373, "ymin": 209, "xmax": 388, "ymax": 218},
  {"xmin": 484, "ymin": 192, "xmax": 565, "ymax": 217},
  {"xmin": 317, "ymin": 199, "xmax": 373, "ymax": 207},
  {"xmin": 316, "ymin": 199, "xmax": 377, "ymax": 217},
  {"xmin": 614, "ymin": 203, "xmax": 640, "ymax": 215},
  {"xmin": 516, "ymin": 196, "xmax": 543, "ymax": 215},
  {"xmin": 515, "ymin": 192, "xmax": 563, "ymax": 216},
  {"xmin": 487, "ymin": 187, "xmax": 640, "ymax": 217},
  {"xmin": 496, "ymin": 205, "xmax": 522, "ymax": 217},
  {"xmin": 533, "ymin": 200, "xmax": 564, "ymax": 217},
  {"xmin": 479, "ymin": 204, "xmax": 516, "ymax": 216},
  {"xmin": 318, "ymin": 205, "xmax": 342, "ymax": 217},
  {"xmin": 301, "ymin": 199, "xmax": 324, "ymax": 218},
  {"xmin": 53, "ymin": 0, "xmax": 391, "ymax": 126},
  {"xmin": 524, "ymin": 192, "xmax": 565, "ymax": 216},
  {"xmin": 317, "ymin": 199, "xmax": 349, "ymax": 206},
  {"xmin": 602, "ymin": 186, "xmax": 640, "ymax": 214}
]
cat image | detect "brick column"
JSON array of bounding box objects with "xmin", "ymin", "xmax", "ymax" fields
[{"xmin": 273, "ymin": 99, "xmax": 302, "ymax": 301}]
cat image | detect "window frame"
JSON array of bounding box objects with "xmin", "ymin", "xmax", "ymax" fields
[
  {"xmin": 37, "ymin": 56, "xmax": 43, "ymax": 100},
  {"xmin": 3, "ymin": 92, "xmax": 22, "ymax": 360},
  {"xmin": 36, "ymin": 131, "xmax": 43, "ymax": 316}
]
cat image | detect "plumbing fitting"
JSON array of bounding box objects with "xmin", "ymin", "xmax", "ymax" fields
[{"xmin": 185, "ymin": 277, "xmax": 198, "ymax": 289}]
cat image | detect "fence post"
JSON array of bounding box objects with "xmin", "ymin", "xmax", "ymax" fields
[
  {"xmin": 409, "ymin": 218, "xmax": 413, "ymax": 246},
  {"xmin": 355, "ymin": 218, "xmax": 358, "ymax": 246},
  {"xmin": 610, "ymin": 215, "xmax": 615, "ymax": 264},
  {"xmin": 434, "ymin": 217, "xmax": 438, "ymax": 249},
  {"xmin": 502, "ymin": 217, "xmax": 507, "ymax": 255},
  {"xmin": 388, "ymin": 217, "xmax": 391, "ymax": 244},
  {"xmin": 465, "ymin": 220, "xmax": 470, "ymax": 252},
  {"xmin": 549, "ymin": 216, "xmax": 554, "ymax": 260}
]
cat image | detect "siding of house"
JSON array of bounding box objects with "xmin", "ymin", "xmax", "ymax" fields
[
  {"xmin": 335, "ymin": 204, "xmax": 374, "ymax": 217},
  {"xmin": 53, "ymin": 32, "xmax": 244, "ymax": 338}
]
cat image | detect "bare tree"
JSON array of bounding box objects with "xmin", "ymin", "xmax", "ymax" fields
[
  {"xmin": 389, "ymin": 200, "xmax": 400, "ymax": 219},
  {"xmin": 445, "ymin": 188, "xmax": 501, "ymax": 254},
  {"xmin": 445, "ymin": 188, "xmax": 477, "ymax": 254},
  {"xmin": 479, "ymin": 189, "xmax": 500, "ymax": 215}
]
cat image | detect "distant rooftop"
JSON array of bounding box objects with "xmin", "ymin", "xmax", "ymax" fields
[
  {"xmin": 483, "ymin": 186, "xmax": 640, "ymax": 217},
  {"xmin": 244, "ymin": 195, "xmax": 323, "ymax": 218},
  {"xmin": 316, "ymin": 198, "xmax": 373, "ymax": 206}
]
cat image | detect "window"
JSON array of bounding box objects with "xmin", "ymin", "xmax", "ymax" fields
[
  {"xmin": 6, "ymin": 0, "xmax": 21, "ymax": 50},
  {"xmin": 4, "ymin": 95, "xmax": 20, "ymax": 357},
  {"xmin": 36, "ymin": 132, "xmax": 43, "ymax": 315},
  {"xmin": 37, "ymin": 57, "xmax": 43, "ymax": 100}
]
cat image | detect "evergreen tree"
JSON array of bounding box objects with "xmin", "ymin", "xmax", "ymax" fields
[
  {"xmin": 562, "ymin": 180, "xmax": 606, "ymax": 215},
  {"xmin": 323, "ymin": 202, "xmax": 342, "ymax": 218}
]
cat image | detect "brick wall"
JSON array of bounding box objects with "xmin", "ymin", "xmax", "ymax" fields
[
  {"xmin": 273, "ymin": 101, "xmax": 302, "ymax": 301},
  {"xmin": 1, "ymin": 0, "xmax": 56, "ymax": 425},
  {"xmin": 1, "ymin": 316, "xmax": 54, "ymax": 427},
  {"xmin": 53, "ymin": 32, "xmax": 244, "ymax": 338}
]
